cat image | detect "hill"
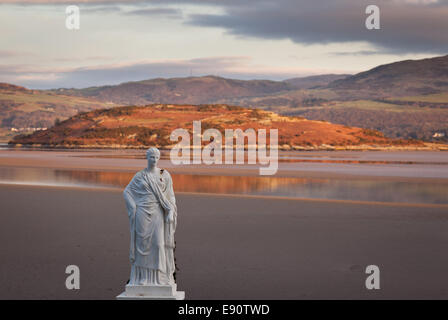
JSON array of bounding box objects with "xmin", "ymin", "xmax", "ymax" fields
[
  {"xmin": 10, "ymin": 104, "xmax": 439, "ymax": 150},
  {"xmin": 2, "ymin": 55, "xmax": 448, "ymax": 143},
  {"xmin": 227, "ymin": 56, "xmax": 448, "ymax": 142},
  {"xmin": 52, "ymin": 75, "xmax": 294, "ymax": 105},
  {"xmin": 52, "ymin": 74, "xmax": 351, "ymax": 106},
  {"xmin": 0, "ymin": 83, "xmax": 115, "ymax": 142},
  {"xmin": 329, "ymin": 55, "xmax": 448, "ymax": 98},
  {"xmin": 51, "ymin": 56, "xmax": 448, "ymax": 106},
  {"xmin": 284, "ymin": 74, "xmax": 350, "ymax": 89}
]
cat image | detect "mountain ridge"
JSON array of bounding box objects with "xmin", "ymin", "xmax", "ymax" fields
[
  {"xmin": 1, "ymin": 55, "xmax": 448, "ymax": 143},
  {"xmin": 329, "ymin": 54, "xmax": 448, "ymax": 96}
]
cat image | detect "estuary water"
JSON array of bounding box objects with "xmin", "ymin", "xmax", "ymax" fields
[{"xmin": 0, "ymin": 152, "xmax": 447, "ymax": 204}]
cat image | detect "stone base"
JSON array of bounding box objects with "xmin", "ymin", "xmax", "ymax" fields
[{"xmin": 116, "ymin": 284, "xmax": 185, "ymax": 300}]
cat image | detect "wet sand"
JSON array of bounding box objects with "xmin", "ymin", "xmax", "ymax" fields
[{"xmin": 1, "ymin": 183, "xmax": 447, "ymax": 299}]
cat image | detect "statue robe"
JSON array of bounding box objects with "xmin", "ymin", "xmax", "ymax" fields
[{"xmin": 123, "ymin": 168, "xmax": 177, "ymax": 285}]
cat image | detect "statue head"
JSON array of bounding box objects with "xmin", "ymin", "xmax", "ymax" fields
[{"xmin": 146, "ymin": 147, "xmax": 160, "ymax": 167}]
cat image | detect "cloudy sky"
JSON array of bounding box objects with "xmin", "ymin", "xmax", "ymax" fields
[{"xmin": 0, "ymin": 0, "xmax": 447, "ymax": 89}]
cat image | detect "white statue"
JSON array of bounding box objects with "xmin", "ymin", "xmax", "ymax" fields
[{"xmin": 117, "ymin": 147, "xmax": 184, "ymax": 299}]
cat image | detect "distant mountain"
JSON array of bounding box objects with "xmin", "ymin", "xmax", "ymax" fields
[
  {"xmin": 329, "ymin": 55, "xmax": 448, "ymax": 97},
  {"xmin": 49, "ymin": 55, "xmax": 448, "ymax": 106},
  {"xmin": 53, "ymin": 74, "xmax": 352, "ymax": 106},
  {"xmin": 2, "ymin": 55, "xmax": 448, "ymax": 144},
  {"xmin": 9, "ymin": 104, "xmax": 426, "ymax": 150},
  {"xmin": 49, "ymin": 56, "xmax": 448, "ymax": 106},
  {"xmin": 219, "ymin": 56, "xmax": 448, "ymax": 142},
  {"xmin": 52, "ymin": 75, "xmax": 294, "ymax": 105},
  {"xmin": 284, "ymin": 74, "xmax": 350, "ymax": 89}
]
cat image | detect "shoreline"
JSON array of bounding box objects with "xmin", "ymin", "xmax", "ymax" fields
[
  {"xmin": 1, "ymin": 182, "xmax": 448, "ymax": 208},
  {"xmin": 5, "ymin": 142, "xmax": 448, "ymax": 151}
]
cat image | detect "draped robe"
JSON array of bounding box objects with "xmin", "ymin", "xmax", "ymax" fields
[{"xmin": 123, "ymin": 167, "xmax": 177, "ymax": 285}]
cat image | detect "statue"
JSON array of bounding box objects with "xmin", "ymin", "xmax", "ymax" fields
[{"xmin": 117, "ymin": 147, "xmax": 185, "ymax": 299}]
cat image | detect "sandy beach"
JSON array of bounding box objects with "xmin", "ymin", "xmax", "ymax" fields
[
  {"xmin": 1, "ymin": 183, "xmax": 447, "ymax": 299},
  {"xmin": 3, "ymin": 0, "xmax": 448, "ymax": 305}
]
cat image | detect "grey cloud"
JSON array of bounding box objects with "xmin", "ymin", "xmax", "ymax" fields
[
  {"xmin": 184, "ymin": 0, "xmax": 448, "ymax": 54},
  {"xmin": 54, "ymin": 56, "xmax": 115, "ymax": 62},
  {"xmin": 82, "ymin": 6, "xmax": 123, "ymax": 14},
  {"xmin": 125, "ymin": 7, "xmax": 182, "ymax": 18},
  {"xmin": 330, "ymin": 50, "xmax": 386, "ymax": 56},
  {"xmin": 0, "ymin": 1, "xmax": 142, "ymax": 4},
  {"xmin": 2, "ymin": 0, "xmax": 446, "ymax": 56},
  {"xmin": 0, "ymin": 0, "xmax": 259, "ymax": 4}
]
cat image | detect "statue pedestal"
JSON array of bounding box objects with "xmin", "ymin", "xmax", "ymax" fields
[{"xmin": 116, "ymin": 284, "xmax": 185, "ymax": 300}]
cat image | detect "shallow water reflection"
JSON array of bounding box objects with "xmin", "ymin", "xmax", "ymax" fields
[{"xmin": 0, "ymin": 167, "xmax": 447, "ymax": 204}]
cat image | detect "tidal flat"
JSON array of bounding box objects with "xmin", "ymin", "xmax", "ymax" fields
[{"xmin": 0, "ymin": 149, "xmax": 447, "ymax": 299}]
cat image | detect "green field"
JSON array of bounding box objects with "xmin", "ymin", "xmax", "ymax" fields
[{"xmin": 327, "ymin": 100, "xmax": 427, "ymax": 112}]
